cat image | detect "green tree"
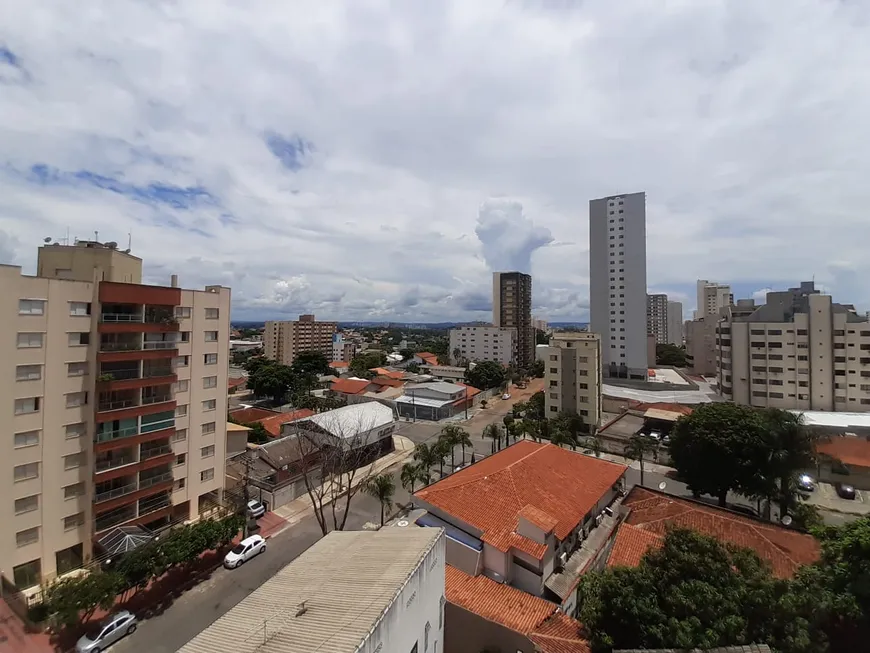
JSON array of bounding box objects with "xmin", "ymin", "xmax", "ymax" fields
[
  {"xmin": 363, "ymin": 474, "xmax": 396, "ymax": 526},
  {"xmin": 43, "ymin": 571, "xmax": 124, "ymax": 626},
  {"xmin": 243, "ymin": 355, "xmax": 269, "ymax": 375},
  {"xmin": 535, "ymin": 329, "xmax": 550, "ymax": 345},
  {"xmin": 502, "ymin": 414, "xmax": 515, "ymax": 439},
  {"xmin": 465, "ymin": 360, "xmax": 507, "ymax": 390},
  {"xmin": 349, "ymin": 351, "xmax": 387, "ymax": 377},
  {"xmin": 623, "ymin": 434, "xmax": 658, "ymax": 487},
  {"xmin": 523, "ymin": 418, "xmax": 540, "ymax": 442},
  {"xmin": 413, "ymin": 442, "xmax": 440, "ymax": 478},
  {"xmin": 482, "ymin": 423, "xmax": 503, "ymax": 453},
  {"xmin": 668, "ymin": 402, "xmax": 768, "ymax": 507},
  {"xmin": 399, "ymin": 348, "xmax": 415, "ymax": 361},
  {"xmin": 761, "ymin": 408, "xmax": 818, "ymax": 516},
  {"xmin": 406, "ymin": 361, "xmax": 421, "ymax": 373},
  {"xmin": 248, "ymin": 362, "xmax": 295, "ymax": 403},
  {"xmin": 655, "ymin": 343, "xmax": 687, "ymax": 367},
  {"xmin": 291, "ymin": 351, "xmax": 330, "ymax": 378},
  {"xmin": 529, "ymin": 359, "xmax": 545, "ymax": 378},
  {"xmin": 550, "ymin": 427, "xmax": 577, "ymax": 450},
  {"xmin": 440, "ymin": 425, "xmax": 470, "ymax": 468},
  {"xmin": 401, "ymin": 461, "xmax": 428, "ymax": 494},
  {"xmin": 433, "ymin": 438, "xmax": 451, "ymax": 477},
  {"xmin": 525, "ymin": 391, "xmax": 545, "ymax": 421}
]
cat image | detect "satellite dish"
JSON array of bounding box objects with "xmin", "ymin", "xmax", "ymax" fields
[
  {"xmin": 658, "ymin": 481, "xmax": 667, "ymax": 490},
  {"xmin": 781, "ymin": 514, "xmax": 793, "ymax": 526},
  {"xmin": 396, "ymin": 520, "xmax": 409, "ymax": 527}
]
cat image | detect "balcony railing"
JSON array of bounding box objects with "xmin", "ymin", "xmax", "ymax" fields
[
  {"xmin": 143, "ymin": 367, "xmax": 173, "ymax": 379},
  {"xmin": 101, "ymin": 313, "xmax": 144, "ymax": 323},
  {"xmin": 95, "ymin": 454, "xmax": 136, "ymax": 472},
  {"xmin": 98, "ymin": 398, "xmax": 139, "ymax": 412},
  {"xmin": 142, "ymin": 394, "xmax": 172, "ymax": 406},
  {"xmin": 140, "ymin": 445, "xmax": 172, "ymax": 461},
  {"xmin": 139, "ymin": 471, "xmax": 173, "ymax": 490},
  {"xmin": 95, "ymin": 481, "xmax": 138, "ymax": 503},
  {"xmin": 95, "ymin": 425, "xmax": 139, "ymax": 443},
  {"xmin": 95, "ymin": 506, "xmax": 137, "ymax": 532},
  {"xmin": 100, "ymin": 341, "xmax": 142, "ymax": 352},
  {"xmin": 99, "ymin": 369, "xmax": 141, "ymax": 381},
  {"xmin": 143, "ymin": 341, "xmax": 178, "ymax": 350},
  {"xmin": 137, "ymin": 493, "xmax": 172, "ymax": 519}
]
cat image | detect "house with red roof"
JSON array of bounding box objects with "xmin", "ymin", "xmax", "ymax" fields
[
  {"xmin": 413, "ymin": 351, "xmax": 440, "ymax": 366},
  {"xmin": 816, "ymin": 434, "xmax": 870, "ymax": 490}
]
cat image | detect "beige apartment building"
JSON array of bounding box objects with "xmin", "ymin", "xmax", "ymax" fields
[
  {"xmin": 2, "ymin": 241, "xmax": 230, "ymax": 590},
  {"xmin": 542, "ymin": 332, "xmax": 602, "ymax": 430},
  {"xmin": 717, "ymin": 282, "xmax": 870, "ymax": 412},
  {"xmin": 263, "ymin": 314, "xmax": 337, "ymax": 365},
  {"xmin": 448, "ymin": 325, "xmax": 516, "ymax": 366},
  {"xmin": 492, "ymin": 272, "xmax": 534, "ymax": 369},
  {"xmin": 646, "ymin": 293, "xmax": 668, "ymax": 344},
  {"xmin": 685, "ymin": 317, "xmax": 718, "ymax": 376},
  {"xmin": 695, "ymin": 279, "xmax": 732, "ymax": 319}
]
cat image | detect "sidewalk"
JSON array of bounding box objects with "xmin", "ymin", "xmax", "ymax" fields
[
  {"xmin": 594, "ymin": 450, "xmax": 675, "ymax": 476},
  {"xmin": 805, "ymin": 481, "xmax": 870, "ymax": 516},
  {"xmin": 271, "ymin": 434, "xmax": 416, "ymax": 529}
]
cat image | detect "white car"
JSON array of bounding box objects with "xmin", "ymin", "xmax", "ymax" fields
[
  {"xmin": 75, "ymin": 610, "xmax": 137, "ymax": 652},
  {"xmin": 224, "ymin": 534, "xmax": 266, "ymax": 569},
  {"xmin": 502, "ymin": 393, "xmax": 511, "ymax": 400},
  {"xmin": 246, "ymin": 499, "xmax": 266, "ymax": 519}
]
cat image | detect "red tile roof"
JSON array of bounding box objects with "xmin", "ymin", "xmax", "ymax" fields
[
  {"xmin": 817, "ymin": 436, "xmax": 870, "ymax": 468},
  {"xmin": 228, "ymin": 377, "xmax": 247, "ymax": 389},
  {"xmin": 456, "ymin": 383, "xmax": 481, "ymax": 399},
  {"xmin": 330, "ymin": 378, "xmax": 371, "ymax": 395},
  {"xmin": 611, "ymin": 487, "xmax": 820, "ymax": 578},
  {"xmin": 415, "ymin": 441, "xmax": 627, "ymax": 559},
  {"xmin": 518, "ymin": 504, "xmax": 559, "ymax": 533},
  {"xmin": 370, "ymin": 367, "xmax": 404, "ymax": 380},
  {"xmin": 257, "ymin": 409, "xmax": 316, "ymax": 437},
  {"xmin": 329, "ymin": 360, "xmax": 349, "ymax": 368},
  {"xmin": 446, "ymin": 566, "xmax": 590, "ymax": 651},
  {"xmin": 229, "ymin": 407, "xmax": 279, "ymax": 423},
  {"xmin": 635, "ymin": 402, "xmax": 694, "ymax": 416},
  {"xmin": 606, "ymin": 523, "xmax": 664, "ymax": 568},
  {"xmin": 370, "ymin": 376, "xmax": 405, "ymax": 388}
]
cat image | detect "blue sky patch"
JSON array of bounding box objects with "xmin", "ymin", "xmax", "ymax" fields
[
  {"xmin": 264, "ymin": 132, "xmax": 313, "ymax": 171},
  {"xmin": 0, "ymin": 46, "xmax": 19, "ymax": 67}
]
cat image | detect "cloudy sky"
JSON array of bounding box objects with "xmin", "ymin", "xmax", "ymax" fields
[{"xmin": 2, "ymin": 1, "xmax": 869, "ymax": 322}]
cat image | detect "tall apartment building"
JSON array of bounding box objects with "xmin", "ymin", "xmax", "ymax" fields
[
  {"xmin": 492, "ymin": 272, "xmax": 534, "ymax": 369},
  {"xmin": 695, "ymin": 279, "xmax": 732, "ymax": 319},
  {"xmin": 667, "ymin": 301, "xmax": 684, "ymax": 346},
  {"xmin": 685, "ymin": 317, "xmax": 718, "ymax": 376},
  {"xmin": 589, "ymin": 192, "xmax": 648, "ymax": 379},
  {"xmin": 264, "ymin": 314, "xmax": 337, "ymax": 365},
  {"xmin": 331, "ymin": 332, "xmax": 356, "ymax": 363},
  {"xmin": 646, "ymin": 294, "xmax": 668, "ymax": 344},
  {"xmin": 448, "ymin": 325, "xmax": 516, "ymax": 366},
  {"xmin": 717, "ymin": 282, "xmax": 870, "ymax": 412},
  {"xmin": 542, "ymin": 332, "xmax": 602, "ymax": 430},
  {"xmin": 2, "ymin": 241, "xmax": 230, "ymax": 590}
]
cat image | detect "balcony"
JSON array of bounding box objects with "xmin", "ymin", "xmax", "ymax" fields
[
  {"xmin": 98, "ymin": 390, "xmax": 139, "ymax": 412},
  {"xmin": 143, "ymin": 341, "xmax": 177, "ymax": 350},
  {"xmin": 95, "ymin": 504, "xmax": 137, "ymax": 533},
  {"xmin": 139, "ymin": 470, "xmax": 173, "ymax": 490},
  {"xmin": 95, "ymin": 477, "xmax": 138, "ymax": 503},
  {"xmin": 140, "ymin": 444, "xmax": 172, "ymax": 461},
  {"xmin": 95, "ymin": 448, "xmax": 136, "ymax": 472},
  {"xmin": 138, "ymin": 490, "xmax": 172, "ymax": 518},
  {"xmin": 99, "ymin": 366, "xmax": 141, "ymax": 382},
  {"xmin": 143, "ymin": 363, "xmax": 174, "ymax": 379},
  {"xmin": 101, "ymin": 312, "xmax": 144, "ymax": 323},
  {"xmin": 100, "ymin": 337, "xmax": 142, "ymax": 352},
  {"xmin": 95, "ymin": 424, "xmax": 139, "ymax": 443},
  {"xmin": 142, "ymin": 393, "xmax": 172, "ymax": 406}
]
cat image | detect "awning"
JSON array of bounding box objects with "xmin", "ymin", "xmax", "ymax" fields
[{"xmin": 97, "ymin": 525, "xmax": 155, "ymax": 557}]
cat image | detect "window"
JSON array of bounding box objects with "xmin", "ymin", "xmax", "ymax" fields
[
  {"xmin": 67, "ymin": 362, "xmax": 88, "ymax": 377},
  {"xmin": 65, "ymin": 423, "xmax": 86, "ymax": 439},
  {"xmin": 64, "ymin": 482, "xmax": 85, "ymax": 499},
  {"xmin": 176, "ymin": 404, "xmax": 188, "ymax": 417},
  {"xmin": 181, "ymin": 331, "xmax": 191, "ymax": 342},
  {"xmin": 15, "ymin": 495, "xmax": 39, "ymax": 515},
  {"xmin": 14, "ymin": 430, "xmax": 39, "ymax": 448},
  {"xmin": 16, "ymin": 364, "xmax": 42, "ymax": 381},
  {"xmin": 425, "ymin": 621, "xmax": 431, "ymax": 652},
  {"xmin": 18, "ymin": 299, "xmax": 45, "ymax": 315},
  {"xmin": 69, "ymin": 302, "xmax": 91, "ymax": 316},
  {"xmin": 201, "ymin": 445, "xmax": 215, "ymax": 458},
  {"xmin": 202, "ymin": 422, "xmax": 216, "ymax": 435},
  {"xmin": 64, "ymin": 453, "xmax": 86, "ymax": 470},
  {"xmin": 175, "ymin": 306, "xmax": 192, "ymax": 319},
  {"xmin": 63, "ymin": 513, "xmax": 84, "ymax": 531},
  {"xmin": 175, "ymin": 379, "xmax": 189, "ymax": 393},
  {"xmin": 65, "ymin": 391, "xmax": 88, "ymax": 408},
  {"xmin": 175, "ymin": 453, "xmax": 187, "ymax": 466},
  {"xmin": 439, "ymin": 596, "xmax": 446, "ymax": 630},
  {"xmin": 17, "ymin": 332, "xmax": 44, "ymax": 348},
  {"xmin": 203, "ymin": 376, "xmax": 217, "ymax": 389},
  {"xmin": 201, "ymin": 468, "xmax": 215, "ymax": 482},
  {"xmin": 16, "ymin": 527, "xmax": 39, "ymax": 547},
  {"xmin": 205, "ymin": 331, "xmax": 218, "ymax": 342},
  {"xmin": 175, "ymin": 355, "xmax": 189, "ymax": 367},
  {"xmin": 13, "ymin": 560, "xmax": 41, "ymax": 588},
  {"xmin": 172, "ymin": 428, "xmax": 187, "ymax": 442},
  {"xmin": 174, "ymin": 478, "xmax": 186, "ymax": 491},
  {"xmin": 14, "ymin": 397, "xmax": 40, "ymax": 414},
  {"xmin": 204, "ymin": 353, "xmax": 218, "ymax": 365},
  {"xmin": 14, "ymin": 462, "xmax": 39, "ymax": 481},
  {"xmin": 202, "ymin": 399, "xmax": 216, "ymax": 412},
  {"xmin": 68, "ymin": 332, "xmax": 90, "ymax": 346},
  {"xmin": 205, "ymin": 308, "xmax": 219, "ymax": 319}
]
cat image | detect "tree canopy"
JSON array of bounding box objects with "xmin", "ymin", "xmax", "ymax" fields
[
  {"xmin": 656, "ymin": 343, "xmax": 687, "ymax": 367},
  {"xmin": 465, "ymin": 360, "xmax": 506, "ymax": 390},
  {"xmin": 247, "ymin": 361, "xmax": 295, "ymax": 403},
  {"xmin": 290, "ymin": 350, "xmax": 330, "ymax": 378},
  {"xmin": 349, "ymin": 350, "xmax": 387, "ymax": 377}
]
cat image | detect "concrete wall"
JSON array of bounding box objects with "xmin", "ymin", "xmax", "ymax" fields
[
  {"xmin": 445, "ymin": 603, "xmax": 533, "ymax": 653},
  {"xmin": 483, "ymin": 542, "xmax": 508, "ymax": 580},
  {"xmin": 446, "ymin": 537, "xmax": 483, "ymax": 576}
]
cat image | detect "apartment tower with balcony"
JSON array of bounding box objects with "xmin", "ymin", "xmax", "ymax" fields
[
  {"xmin": 492, "ymin": 271, "xmax": 534, "ymax": 369},
  {"xmin": 646, "ymin": 293, "xmax": 668, "ymax": 345},
  {"xmin": 2, "ymin": 240, "xmax": 230, "ymax": 590},
  {"xmin": 263, "ymin": 314, "xmax": 338, "ymax": 365},
  {"xmin": 542, "ymin": 332, "xmax": 602, "ymax": 430},
  {"xmin": 716, "ymin": 282, "xmax": 870, "ymax": 412}
]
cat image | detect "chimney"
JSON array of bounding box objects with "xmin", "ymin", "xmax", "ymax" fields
[{"xmin": 170, "ymin": 274, "xmax": 178, "ymax": 288}]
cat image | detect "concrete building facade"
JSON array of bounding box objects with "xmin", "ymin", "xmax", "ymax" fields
[
  {"xmin": 2, "ymin": 241, "xmax": 230, "ymax": 590},
  {"xmin": 695, "ymin": 279, "xmax": 732, "ymax": 319},
  {"xmin": 717, "ymin": 282, "xmax": 870, "ymax": 412},
  {"xmin": 646, "ymin": 294, "xmax": 668, "ymax": 345},
  {"xmin": 589, "ymin": 192, "xmax": 648, "ymax": 379},
  {"xmin": 667, "ymin": 301, "xmax": 683, "ymax": 346},
  {"xmin": 542, "ymin": 332, "xmax": 602, "ymax": 429},
  {"xmin": 448, "ymin": 325, "xmax": 516, "ymax": 366},
  {"xmin": 685, "ymin": 317, "xmax": 718, "ymax": 376},
  {"xmin": 492, "ymin": 272, "xmax": 534, "ymax": 370},
  {"xmin": 264, "ymin": 314, "xmax": 337, "ymax": 365}
]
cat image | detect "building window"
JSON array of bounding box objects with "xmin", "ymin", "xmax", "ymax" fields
[
  {"xmin": 204, "ymin": 353, "xmax": 218, "ymax": 365},
  {"xmin": 205, "ymin": 331, "xmax": 218, "ymax": 342},
  {"xmin": 202, "ymin": 399, "xmax": 216, "ymax": 412},
  {"xmin": 63, "ymin": 513, "xmax": 85, "ymax": 531},
  {"xmin": 69, "ymin": 301, "xmax": 91, "ymax": 316},
  {"xmin": 14, "ymin": 430, "xmax": 40, "ymax": 448},
  {"xmin": 175, "ymin": 355, "xmax": 189, "ymax": 367},
  {"xmin": 202, "ymin": 422, "xmax": 216, "ymax": 435},
  {"xmin": 172, "ymin": 428, "xmax": 188, "ymax": 442},
  {"xmin": 175, "ymin": 306, "xmax": 192, "ymax": 319},
  {"xmin": 201, "ymin": 445, "xmax": 215, "ymax": 458},
  {"xmin": 16, "ymin": 527, "xmax": 39, "ymax": 548},
  {"xmin": 18, "ymin": 299, "xmax": 45, "ymax": 315},
  {"xmin": 64, "ymin": 482, "xmax": 85, "ymax": 499},
  {"xmin": 15, "ymin": 495, "xmax": 39, "ymax": 515},
  {"xmin": 14, "ymin": 397, "xmax": 40, "ymax": 415},
  {"xmin": 174, "ymin": 478, "xmax": 186, "ymax": 491},
  {"xmin": 17, "ymin": 332, "xmax": 44, "ymax": 348},
  {"xmin": 176, "ymin": 404, "xmax": 188, "ymax": 417},
  {"xmin": 175, "ymin": 379, "xmax": 189, "ymax": 393},
  {"xmin": 14, "ymin": 462, "xmax": 39, "ymax": 481},
  {"xmin": 205, "ymin": 308, "xmax": 219, "ymax": 319},
  {"xmin": 64, "ymin": 453, "xmax": 86, "ymax": 470},
  {"xmin": 424, "ymin": 621, "xmax": 431, "ymax": 652},
  {"xmin": 201, "ymin": 468, "xmax": 215, "ymax": 482},
  {"xmin": 67, "ymin": 362, "xmax": 88, "ymax": 377},
  {"xmin": 175, "ymin": 453, "xmax": 187, "ymax": 466},
  {"xmin": 203, "ymin": 376, "xmax": 218, "ymax": 389},
  {"xmin": 68, "ymin": 332, "xmax": 90, "ymax": 346},
  {"xmin": 16, "ymin": 364, "xmax": 42, "ymax": 381},
  {"xmin": 65, "ymin": 423, "xmax": 86, "ymax": 439},
  {"xmin": 65, "ymin": 391, "xmax": 88, "ymax": 408},
  {"xmin": 13, "ymin": 560, "xmax": 41, "ymax": 589}
]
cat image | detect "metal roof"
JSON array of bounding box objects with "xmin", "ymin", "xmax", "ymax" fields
[
  {"xmin": 395, "ymin": 394, "xmax": 455, "ymax": 408},
  {"xmin": 97, "ymin": 525, "xmax": 154, "ymax": 556},
  {"xmin": 405, "ymin": 381, "xmax": 466, "ymax": 395},
  {"xmin": 790, "ymin": 410, "xmax": 870, "ymax": 429},
  {"xmin": 299, "ymin": 402, "xmax": 395, "ymax": 440},
  {"xmin": 178, "ymin": 528, "xmax": 443, "ymax": 653}
]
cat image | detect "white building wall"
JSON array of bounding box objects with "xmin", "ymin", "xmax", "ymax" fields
[
  {"xmin": 449, "ymin": 326, "xmax": 516, "ymax": 366},
  {"xmin": 359, "ymin": 530, "xmax": 446, "ymax": 653},
  {"xmin": 667, "ymin": 301, "xmax": 683, "ymax": 346}
]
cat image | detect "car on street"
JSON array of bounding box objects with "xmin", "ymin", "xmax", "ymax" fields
[
  {"xmin": 75, "ymin": 610, "xmax": 137, "ymax": 652},
  {"xmin": 835, "ymin": 482, "xmax": 857, "ymax": 500},
  {"xmin": 797, "ymin": 474, "xmax": 815, "ymax": 492},
  {"xmin": 224, "ymin": 534, "xmax": 267, "ymax": 569},
  {"xmin": 246, "ymin": 499, "xmax": 266, "ymax": 519},
  {"xmin": 502, "ymin": 393, "xmax": 511, "ymax": 400}
]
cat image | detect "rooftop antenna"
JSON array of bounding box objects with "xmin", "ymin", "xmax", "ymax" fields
[
  {"xmin": 127, "ymin": 232, "xmax": 132, "ymax": 251},
  {"xmin": 65, "ymin": 227, "xmax": 70, "ymax": 246},
  {"xmin": 94, "ymin": 230, "xmax": 99, "ymax": 243}
]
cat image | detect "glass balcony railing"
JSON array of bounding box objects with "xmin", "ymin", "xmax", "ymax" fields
[
  {"xmin": 143, "ymin": 367, "xmax": 173, "ymax": 379},
  {"xmin": 140, "ymin": 445, "xmax": 172, "ymax": 461},
  {"xmin": 95, "ymin": 454, "xmax": 136, "ymax": 472},
  {"xmin": 95, "ymin": 505, "xmax": 137, "ymax": 532},
  {"xmin": 137, "ymin": 492, "xmax": 172, "ymax": 519},
  {"xmin": 101, "ymin": 313, "xmax": 144, "ymax": 323},
  {"xmin": 100, "ymin": 341, "xmax": 142, "ymax": 352},
  {"xmin": 139, "ymin": 471, "xmax": 173, "ymax": 490},
  {"xmin": 99, "ymin": 368, "xmax": 141, "ymax": 381},
  {"xmin": 94, "ymin": 481, "xmax": 138, "ymax": 503},
  {"xmin": 98, "ymin": 398, "xmax": 139, "ymax": 412},
  {"xmin": 95, "ymin": 425, "xmax": 139, "ymax": 443},
  {"xmin": 143, "ymin": 341, "xmax": 178, "ymax": 350},
  {"xmin": 142, "ymin": 394, "xmax": 172, "ymax": 406}
]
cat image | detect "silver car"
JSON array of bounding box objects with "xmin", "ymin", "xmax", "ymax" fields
[{"xmin": 75, "ymin": 610, "xmax": 137, "ymax": 652}]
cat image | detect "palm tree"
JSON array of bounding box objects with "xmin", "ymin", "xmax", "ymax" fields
[
  {"xmin": 434, "ymin": 438, "xmax": 450, "ymax": 477},
  {"xmin": 624, "ymin": 434, "xmax": 658, "ymax": 487},
  {"xmin": 439, "ymin": 425, "xmax": 464, "ymax": 470},
  {"xmin": 550, "ymin": 428, "xmax": 577, "ymax": 451},
  {"xmin": 482, "ymin": 423, "xmax": 502, "ymax": 453},
  {"xmin": 364, "ymin": 473, "xmax": 396, "ymax": 526},
  {"xmin": 413, "ymin": 442, "xmax": 439, "ymax": 478},
  {"xmin": 401, "ymin": 462, "xmax": 426, "ymax": 495},
  {"xmin": 762, "ymin": 408, "xmax": 817, "ymax": 515},
  {"xmin": 524, "ymin": 419, "xmax": 540, "ymax": 442},
  {"xmin": 447, "ymin": 427, "xmax": 472, "ymax": 465},
  {"xmin": 583, "ymin": 434, "xmax": 603, "ymax": 457}
]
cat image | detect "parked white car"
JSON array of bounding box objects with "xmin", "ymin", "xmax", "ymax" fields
[
  {"xmin": 224, "ymin": 534, "xmax": 266, "ymax": 569},
  {"xmin": 246, "ymin": 499, "xmax": 266, "ymax": 519},
  {"xmin": 75, "ymin": 610, "xmax": 137, "ymax": 652}
]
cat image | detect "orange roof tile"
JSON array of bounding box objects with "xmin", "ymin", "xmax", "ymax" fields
[
  {"xmin": 370, "ymin": 376, "xmax": 405, "ymax": 388},
  {"xmin": 256, "ymin": 409, "xmax": 316, "ymax": 437},
  {"xmin": 330, "ymin": 378, "xmax": 371, "ymax": 395},
  {"xmin": 529, "ymin": 613, "xmax": 592, "ymax": 653},
  {"xmin": 370, "ymin": 367, "xmax": 405, "ymax": 380},
  {"xmin": 457, "ymin": 383, "xmax": 481, "ymax": 398},
  {"xmin": 229, "ymin": 407, "xmax": 280, "ymax": 423},
  {"xmin": 329, "ymin": 360, "xmax": 349, "ymax": 368},
  {"xmin": 416, "ymin": 351, "xmax": 437, "ymax": 359},
  {"xmin": 817, "ymin": 436, "xmax": 870, "ymax": 468},
  {"xmin": 415, "ymin": 441, "xmax": 627, "ymax": 559},
  {"xmin": 635, "ymin": 402, "xmax": 693, "ymax": 416},
  {"xmin": 606, "ymin": 523, "xmax": 664, "ymax": 568},
  {"xmin": 227, "ymin": 377, "xmax": 247, "ymax": 389},
  {"xmin": 518, "ymin": 504, "xmax": 559, "ymax": 533},
  {"xmin": 615, "ymin": 487, "xmax": 820, "ymax": 578}
]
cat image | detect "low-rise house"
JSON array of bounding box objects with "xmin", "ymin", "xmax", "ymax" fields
[
  {"xmin": 227, "ymin": 406, "xmax": 314, "ymax": 437},
  {"xmin": 414, "ymin": 441, "xmax": 627, "ymax": 615},
  {"xmin": 414, "ymin": 351, "xmax": 440, "ymax": 366},
  {"xmin": 225, "ymin": 422, "xmax": 250, "ymax": 457},
  {"xmin": 370, "ymin": 367, "xmax": 405, "ymax": 380},
  {"xmin": 229, "ymin": 406, "xmax": 279, "ymax": 423},
  {"xmin": 816, "ymin": 434, "xmax": 870, "ymax": 490},
  {"xmin": 421, "ymin": 365, "xmax": 467, "ymax": 384},
  {"xmin": 328, "ymin": 360, "xmax": 350, "ymax": 374},
  {"xmin": 329, "ymin": 377, "xmax": 373, "ymax": 402},
  {"xmin": 396, "ymin": 381, "xmax": 478, "ymax": 421},
  {"xmin": 227, "ymin": 377, "xmax": 247, "ymax": 394},
  {"xmin": 178, "ymin": 529, "xmax": 445, "ymax": 653}
]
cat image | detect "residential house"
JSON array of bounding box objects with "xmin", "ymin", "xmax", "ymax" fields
[
  {"xmin": 227, "ymin": 406, "xmax": 314, "ymax": 437},
  {"xmin": 225, "ymin": 423, "xmax": 250, "ymax": 457},
  {"xmin": 414, "ymin": 441, "xmax": 627, "ymax": 615},
  {"xmin": 228, "ymin": 406, "xmax": 277, "ymax": 423},
  {"xmin": 329, "ymin": 360, "xmax": 349, "ymax": 374},
  {"xmin": 421, "ymin": 365, "xmax": 467, "ymax": 384},
  {"xmin": 395, "ymin": 382, "xmax": 478, "ymax": 421},
  {"xmin": 227, "ymin": 377, "xmax": 247, "ymax": 394},
  {"xmin": 370, "ymin": 367, "xmax": 405, "ymax": 380},
  {"xmin": 413, "ymin": 351, "xmax": 440, "ymax": 366},
  {"xmin": 328, "ymin": 377, "xmax": 372, "ymax": 403},
  {"xmin": 816, "ymin": 434, "xmax": 870, "ymax": 490}
]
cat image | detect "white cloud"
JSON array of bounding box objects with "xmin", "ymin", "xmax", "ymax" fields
[{"xmin": 2, "ymin": 0, "xmax": 870, "ymax": 321}]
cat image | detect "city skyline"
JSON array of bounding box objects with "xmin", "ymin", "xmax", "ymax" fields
[{"xmin": 2, "ymin": 2, "xmax": 870, "ymax": 321}]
